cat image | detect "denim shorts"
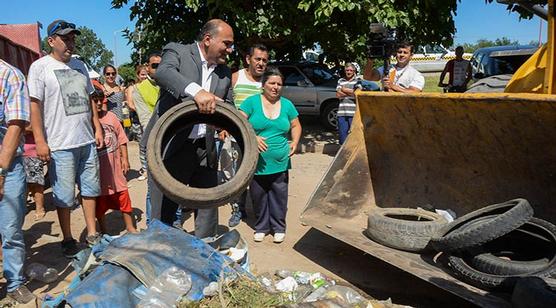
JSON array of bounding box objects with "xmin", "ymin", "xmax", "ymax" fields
[{"xmin": 50, "ymin": 143, "xmax": 100, "ymax": 207}]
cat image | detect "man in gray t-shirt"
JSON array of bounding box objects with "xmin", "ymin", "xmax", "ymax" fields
[{"xmin": 27, "ymin": 19, "xmax": 104, "ymax": 258}]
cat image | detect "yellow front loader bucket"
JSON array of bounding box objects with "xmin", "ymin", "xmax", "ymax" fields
[{"xmin": 301, "ymin": 91, "xmax": 556, "ymax": 306}]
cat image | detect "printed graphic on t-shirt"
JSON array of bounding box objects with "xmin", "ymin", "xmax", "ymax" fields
[
  {"xmin": 98, "ymin": 122, "xmax": 118, "ymax": 157},
  {"xmin": 53, "ymin": 69, "xmax": 90, "ymax": 116},
  {"xmin": 452, "ymin": 60, "xmax": 469, "ymax": 87}
]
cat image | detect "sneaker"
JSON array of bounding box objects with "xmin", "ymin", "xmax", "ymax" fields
[
  {"xmin": 61, "ymin": 239, "xmax": 81, "ymax": 258},
  {"xmin": 228, "ymin": 208, "xmax": 242, "ymax": 227},
  {"xmin": 253, "ymin": 233, "xmax": 266, "ymax": 242},
  {"xmin": 137, "ymin": 168, "xmax": 147, "ymax": 181},
  {"xmin": 273, "ymin": 233, "xmax": 285, "ymax": 243},
  {"xmin": 7, "ymin": 285, "xmax": 36, "ymax": 304},
  {"xmin": 86, "ymin": 233, "xmax": 102, "ymax": 247}
]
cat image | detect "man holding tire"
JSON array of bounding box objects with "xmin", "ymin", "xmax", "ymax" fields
[{"xmin": 144, "ymin": 19, "xmax": 234, "ymax": 239}]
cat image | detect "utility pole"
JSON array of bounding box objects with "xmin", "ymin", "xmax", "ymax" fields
[{"xmin": 113, "ymin": 30, "xmax": 119, "ymax": 67}]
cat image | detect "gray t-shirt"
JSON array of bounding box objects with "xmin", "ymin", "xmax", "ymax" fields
[{"xmin": 28, "ymin": 55, "xmax": 95, "ymax": 151}]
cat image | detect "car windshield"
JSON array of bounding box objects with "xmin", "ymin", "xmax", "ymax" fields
[
  {"xmin": 423, "ymin": 45, "xmax": 446, "ymax": 54},
  {"xmin": 486, "ymin": 55, "xmax": 531, "ymax": 76},
  {"xmin": 300, "ymin": 65, "xmax": 336, "ymax": 85}
]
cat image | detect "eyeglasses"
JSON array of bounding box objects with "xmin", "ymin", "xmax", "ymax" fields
[
  {"xmin": 105, "ymin": 72, "xmax": 116, "ymax": 76},
  {"xmin": 48, "ymin": 21, "xmax": 76, "ymax": 36},
  {"xmin": 150, "ymin": 63, "xmax": 159, "ymax": 69}
]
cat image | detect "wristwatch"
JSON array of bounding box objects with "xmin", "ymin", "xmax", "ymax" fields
[{"xmin": 0, "ymin": 167, "xmax": 7, "ymax": 177}]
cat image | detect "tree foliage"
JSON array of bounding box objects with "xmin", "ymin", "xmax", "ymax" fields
[
  {"xmin": 41, "ymin": 26, "xmax": 114, "ymax": 71},
  {"xmin": 111, "ymin": 0, "xmax": 547, "ymax": 64},
  {"xmin": 460, "ymin": 37, "xmax": 520, "ymax": 53},
  {"xmin": 118, "ymin": 63, "xmax": 137, "ymax": 83},
  {"xmin": 112, "ymin": 0, "xmax": 461, "ymax": 63},
  {"xmin": 486, "ymin": 0, "xmax": 548, "ymax": 20}
]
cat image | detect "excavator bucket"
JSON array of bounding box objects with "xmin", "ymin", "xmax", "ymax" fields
[{"xmin": 301, "ymin": 91, "xmax": 556, "ymax": 307}]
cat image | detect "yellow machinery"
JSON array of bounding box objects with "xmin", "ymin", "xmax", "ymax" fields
[{"xmin": 301, "ymin": 1, "xmax": 555, "ymax": 306}]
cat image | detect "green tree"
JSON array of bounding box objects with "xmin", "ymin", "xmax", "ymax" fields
[
  {"xmin": 118, "ymin": 63, "xmax": 137, "ymax": 84},
  {"xmin": 112, "ymin": 0, "xmax": 460, "ymax": 63},
  {"xmin": 111, "ymin": 0, "xmax": 546, "ymax": 63},
  {"xmin": 461, "ymin": 37, "xmax": 520, "ymax": 53},
  {"xmin": 41, "ymin": 26, "xmax": 114, "ymax": 71}
]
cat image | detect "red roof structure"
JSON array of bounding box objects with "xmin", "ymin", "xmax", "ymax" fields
[{"xmin": 0, "ymin": 23, "xmax": 42, "ymax": 74}]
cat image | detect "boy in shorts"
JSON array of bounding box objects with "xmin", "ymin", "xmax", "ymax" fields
[
  {"xmin": 23, "ymin": 130, "xmax": 46, "ymax": 220},
  {"xmin": 92, "ymin": 88, "xmax": 137, "ymax": 233}
]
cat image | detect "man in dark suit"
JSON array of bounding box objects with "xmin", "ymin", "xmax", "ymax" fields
[{"xmin": 145, "ymin": 19, "xmax": 234, "ymax": 239}]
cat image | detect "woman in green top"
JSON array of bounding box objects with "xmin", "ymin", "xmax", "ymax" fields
[{"xmin": 240, "ymin": 67, "xmax": 302, "ymax": 243}]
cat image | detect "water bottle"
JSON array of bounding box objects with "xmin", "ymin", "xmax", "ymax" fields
[
  {"xmin": 26, "ymin": 263, "xmax": 58, "ymax": 283},
  {"xmin": 137, "ymin": 267, "xmax": 192, "ymax": 307},
  {"xmin": 122, "ymin": 104, "xmax": 132, "ymax": 128}
]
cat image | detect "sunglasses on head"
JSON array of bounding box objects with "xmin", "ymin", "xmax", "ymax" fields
[
  {"xmin": 150, "ymin": 63, "xmax": 159, "ymax": 69},
  {"xmin": 48, "ymin": 21, "xmax": 76, "ymax": 36}
]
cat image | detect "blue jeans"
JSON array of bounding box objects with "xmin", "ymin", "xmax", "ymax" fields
[
  {"xmin": 50, "ymin": 143, "xmax": 100, "ymax": 207},
  {"xmin": 0, "ymin": 157, "xmax": 27, "ymax": 292},
  {"xmin": 337, "ymin": 116, "xmax": 353, "ymax": 145},
  {"xmin": 139, "ymin": 141, "xmax": 147, "ymax": 171}
]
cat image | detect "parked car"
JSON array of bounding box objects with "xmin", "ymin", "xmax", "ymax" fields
[
  {"xmin": 274, "ymin": 62, "xmax": 339, "ymax": 130},
  {"xmin": 466, "ymin": 45, "xmax": 538, "ymax": 93}
]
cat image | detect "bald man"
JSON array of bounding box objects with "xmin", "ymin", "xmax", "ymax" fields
[{"xmin": 144, "ymin": 19, "xmax": 235, "ymax": 239}]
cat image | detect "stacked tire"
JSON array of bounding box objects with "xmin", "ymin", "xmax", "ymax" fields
[
  {"xmin": 429, "ymin": 198, "xmax": 556, "ymax": 301},
  {"xmin": 365, "ymin": 207, "xmax": 449, "ymax": 253}
]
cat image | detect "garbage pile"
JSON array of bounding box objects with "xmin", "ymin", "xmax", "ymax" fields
[
  {"xmin": 37, "ymin": 219, "xmax": 413, "ymax": 308},
  {"xmin": 43, "ymin": 220, "xmax": 247, "ymax": 307},
  {"xmin": 187, "ymin": 269, "xmax": 412, "ymax": 308}
]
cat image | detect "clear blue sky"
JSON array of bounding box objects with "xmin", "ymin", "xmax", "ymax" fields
[{"xmin": 1, "ymin": 0, "xmax": 545, "ymax": 65}]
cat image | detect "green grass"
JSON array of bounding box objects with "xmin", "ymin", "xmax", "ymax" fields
[{"xmin": 423, "ymin": 73, "xmax": 443, "ymax": 93}]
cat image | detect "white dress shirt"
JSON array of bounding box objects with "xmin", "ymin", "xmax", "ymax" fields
[{"xmin": 185, "ymin": 43, "xmax": 217, "ymax": 139}]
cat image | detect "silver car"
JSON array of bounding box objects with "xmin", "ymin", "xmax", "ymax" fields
[{"xmin": 274, "ymin": 62, "xmax": 339, "ymax": 130}]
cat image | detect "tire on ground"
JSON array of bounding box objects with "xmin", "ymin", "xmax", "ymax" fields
[
  {"xmin": 466, "ymin": 217, "xmax": 554, "ymax": 276},
  {"xmin": 147, "ymin": 101, "xmax": 258, "ymax": 209},
  {"xmin": 430, "ymin": 199, "xmax": 533, "ymax": 253},
  {"xmin": 365, "ymin": 207, "xmax": 448, "ymax": 252}
]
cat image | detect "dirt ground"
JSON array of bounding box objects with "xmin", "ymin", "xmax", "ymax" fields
[{"xmin": 0, "ymin": 117, "xmax": 471, "ymax": 307}]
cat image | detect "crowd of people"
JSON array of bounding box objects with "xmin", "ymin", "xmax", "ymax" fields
[{"xmin": 0, "ymin": 16, "xmax": 472, "ymax": 305}]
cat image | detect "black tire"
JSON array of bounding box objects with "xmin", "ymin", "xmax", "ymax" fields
[
  {"xmin": 319, "ymin": 101, "xmax": 338, "ymax": 131},
  {"xmin": 430, "ymin": 199, "xmax": 534, "ymax": 252},
  {"xmin": 465, "ymin": 217, "xmax": 554, "ymax": 276},
  {"xmin": 512, "ymin": 277, "xmax": 556, "ymax": 308},
  {"xmin": 365, "ymin": 207, "xmax": 448, "ymax": 252},
  {"xmin": 446, "ymin": 217, "xmax": 556, "ymax": 291},
  {"xmin": 448, "ymin": 255, "xmax": 556, "ymax": 292},
  {"xmin": 147, "ymin": 101, "xmax": 258, "ymax": 209}
]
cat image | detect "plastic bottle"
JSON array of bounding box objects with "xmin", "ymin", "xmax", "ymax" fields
[
  {"xmin": 137, "ymin": 267, "xmax": 192, "ymax": 307},
  {"xmin": 26, "ymin": 263, "xmax": 58, "ymax": 283},
  {"xmin": 122, "ymin": 104, "xmax": 132, "ymax": 128}
]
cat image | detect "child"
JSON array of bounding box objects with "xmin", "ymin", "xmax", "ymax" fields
[
  {"xmin": 92, "ymin": 88, "xmax": 137, "ymax": 233},
  {"xmin": 23, "ymin": 129, "xmax": 46, "ymax": 220}
]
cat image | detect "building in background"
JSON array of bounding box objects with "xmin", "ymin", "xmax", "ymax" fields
[{"xmin": 0, "ymin": 23, "xmax": 42, "ymax": 75}]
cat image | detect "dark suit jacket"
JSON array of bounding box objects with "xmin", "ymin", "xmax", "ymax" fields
[
  {"xmin": 155, "ymin": 42, "xmax": 233, "ymax": 116},
  {"xmin": 144, "ymin": 41, "xmax": 233, "ymax": 170}
]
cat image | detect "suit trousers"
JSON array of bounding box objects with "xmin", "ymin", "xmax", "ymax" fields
[
  {"xmin": 250, "ymin": 171, "xmax": 289, "ymax": 234},
  {"xmin": 150, "ymin": 129, "xmax": 219, "ymax": 239}
]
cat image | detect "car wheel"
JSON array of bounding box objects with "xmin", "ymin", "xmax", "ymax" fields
[{"xmin": 320, "ymin": 101, "xmax": 338, "ymax": 131}]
